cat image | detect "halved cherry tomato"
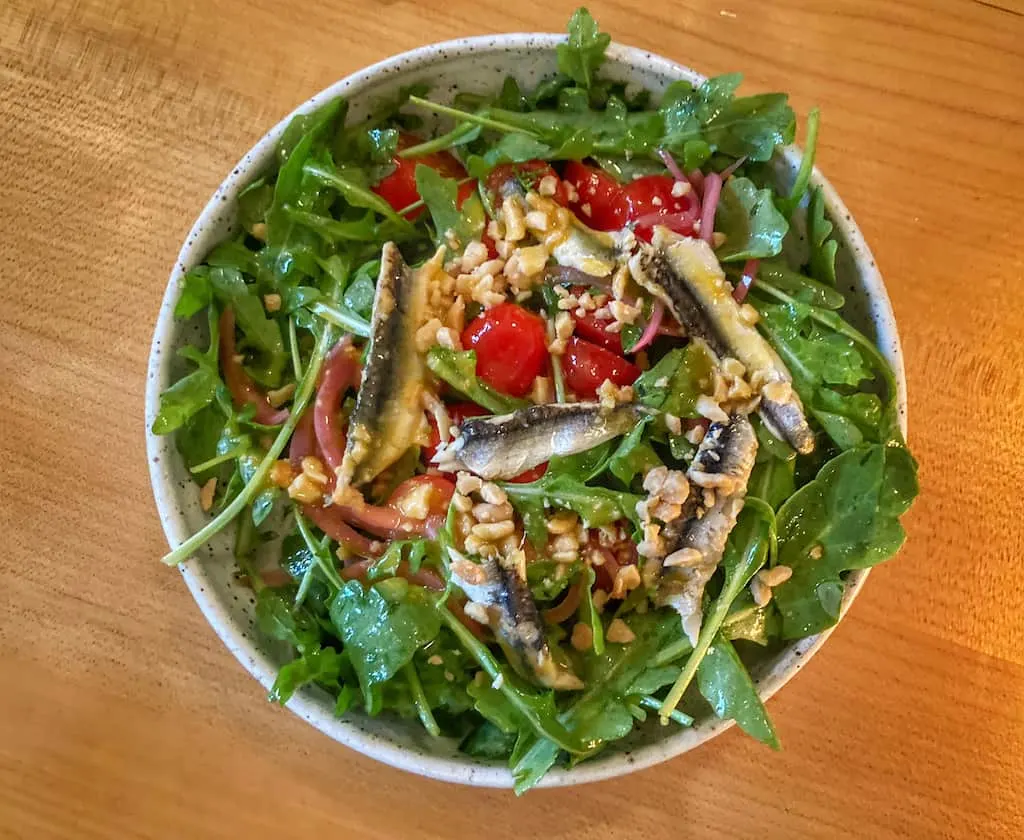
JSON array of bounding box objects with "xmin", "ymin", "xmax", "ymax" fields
[
  {"xmin": 388, "ymin": 475, "xmax": 456, "ymax": 520},
  {"xmin": 505, "ymin": 462, "xmax": 548, "ymax": 484},
  {"xmin": 372, "ymin": 132, "xmax": 474, "ymax": 219},
  {"xmin": 624, "ymin": 174, "xmax": 698, "ymax": 242},
  {"xmin": 572, "ymin": 313, "xmax": 624, "ymax": 354},
  {"xmin": 422, "ymin": 402, "xmax": 488, "ymax": 465},
  {"xmin": 561, "ymin": 160, "xmax": 630, "ymax": 231},
  {"xmin": 561, "ymin": 335, "xmax": 640, "ymax": 398},
  {"xmin": 484, "ymin": 161, "xmax": 570, "ymax": 209},
  {"xmin": 564, "ymin": 284, "xmax": 622, "ymax": 354},
  {"xmin": 461, "ymin": 303, "xmax": 548, "ymax": 397}
]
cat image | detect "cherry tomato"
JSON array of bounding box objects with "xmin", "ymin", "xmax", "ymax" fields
[
  {"xmin": 561, "ymin": 160, "xmax": 630, "ymax": 231},
  {"xmin": 561, "ymin": 336, "xmax": 640, "ymax": 398},
  {"xmin": 372, "ymin": 132, "xmax": 474, "ymax": 219},
  {"xmin": 624, "ymin": 174, "xmax": 698, "ymax": 242},
  {"xmin": 505, "ymin": 462, "xmax": 548, "ymax": 484},
  {"xmin": 461, "ymin": 303, "xmax": 548, "ymax": 397},
  {"xmin": 422, "ymin": 402, "xmax": 488, "ymax": 465},
  {"xmin": 572, "ymin": 313, "xmax": 624, "ymax": 354},
  {"xmin": 387, "ymin": 475, "xmax": 456, "ymax": 520},
  {"xmin": 564, "ymin": 284, "xmax": 622, "ymax": 354},
  {"xmin": 484, "ymin": 161, "xmax": 570, "ymax": 210}
]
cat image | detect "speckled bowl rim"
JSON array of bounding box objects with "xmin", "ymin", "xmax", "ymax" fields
[{"xmin": 145, "ymin": 33, "xmax": 908, "ymax": 789}]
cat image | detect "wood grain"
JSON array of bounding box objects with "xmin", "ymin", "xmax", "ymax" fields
[{"xmin": 1, "ymin": 0, "xmax": 1022, "ymax": 837}]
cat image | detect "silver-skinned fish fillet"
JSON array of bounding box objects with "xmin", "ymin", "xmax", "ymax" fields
[
  {"xmin": 449, "ymin": 550, "xmax": 582, "ymax": 690},
  {"xmin": 436, "ymin": 402, "xmax": 643, "ymax": 481},
  {"xmin": 335, "ymin": 242, "xmax": 429, "ymax": 490},
  {"xmin": 655, "ymin": 413, "xmax": 758, "ymax": 645},
  {"xmin": 630, "ymin": 228, "xmax": 816, "ymax": 455}
]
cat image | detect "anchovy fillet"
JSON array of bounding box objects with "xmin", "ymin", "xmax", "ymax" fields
[
  {"xmin": 655, "ymin": 413, "xmax": 758, "ymax": 644},
  {"xmin": 449, "ymin": 551, "xmax": 582, "ymax": 690},
  {"xmin": 336, "ymin": 243, "xmax": 429, "ymax": 489},
  {"xmin": 437, "ymin": 402, "xmax": 643, "ymax": 481},
  {"xmin": 630, "ymin": 229, "xmax": 815, "ymax": 454},
  {"xmin": 688, "ymin": 413, "xmax": 758, "ymax": 496}
]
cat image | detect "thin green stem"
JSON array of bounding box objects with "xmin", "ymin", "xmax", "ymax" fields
[
  {"xmin": 288, "ymin": 317, "xmax": 304, "ymax": 381},
  {"xmin": 189, "ymin": 448, "xmax": 245, "ymax": 475},
  {"xmin": 161, "ymin": 322, "xmax": 337, "ymax": 566},
  {"xmin": 652, "ymin": 637, "xmax": 694, "ymax": 668},
  {"xmin": 398, "ymin": 124, "xmax": 479, "ymax": 158},
  {"xmin": 394, "ymin": 177, "xmax": 475, "ymax": 217},
  {"xmin": 407, "ymin": 96, "xmax": 531, "ymax": 136},
  {"xmin": 781, "ymin": 108, "xmax": 820, "ymax": 217},
  {"xmin": 639, "ymin": 695, "xmax": 693, "ymax": 726},
  {"xmin": 309, "ymin": 301, "xmax": 371, "ymax": 338},
  {"xmin": 294, "ymin": 509, "xmax": 345, "ymax": 591},
  {"xmin": 404, "ymin": 662, "xmax": 441, "ymax": 737},
  {"xmin": 303, "ymin": 161, "xmax": 416, "ymax": 230}
]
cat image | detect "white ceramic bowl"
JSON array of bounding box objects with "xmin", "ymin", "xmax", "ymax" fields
[{"xmin": 145, "ymin": 33, "xmax": 908, "ymax": 788}]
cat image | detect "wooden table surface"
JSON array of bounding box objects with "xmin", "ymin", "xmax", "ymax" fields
[{"xmin": 2, "ymin": 0, "xmax": 1023, "ymax": 837}]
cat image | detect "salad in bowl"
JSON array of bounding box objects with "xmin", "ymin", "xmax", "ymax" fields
[{"xmin": 149, "ymin": 9, "xmax": 918, "ymax": 793}]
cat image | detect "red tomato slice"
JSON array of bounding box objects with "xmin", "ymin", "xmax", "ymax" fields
[
  {"xmin": 561, "ymin": 160, "xmax": 630, "ymax": 231},
  {"xmin": 572, "ymin": 313, "xmax": 624, "ymax": 354},
  {"xmin": 505, "ymin": 462, "xmax": 548, "ymax": 484},
  {"xmin": 372, "ymin": 132, "xmax": 472, "ymax": 219},
  {"xmin": 461, "ymin": 303, "xmax": 548, "ymax": 397},
  {"xmin": 483, "ymin": 161, "xmax": 569, "ymax": 210},
  {"xmin": 422, "ymin": 402, "xmax": 488, "ymax": 465},
  {"xmin": 387, "ymin": 475, "xmax": 456, "ymax": 520},
  {"xmin": 561, "ymin": 336, "xmax": 640, "ymax": 398},
  {"xmin": 624, "ymin": 175, "xmax": 698, "ymax": 242}
]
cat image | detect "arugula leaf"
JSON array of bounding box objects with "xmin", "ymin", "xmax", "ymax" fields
[
  {"xmin": 175, "ymin": 267, "xmax": 213, "ymax": 319},
  {"xmin": 237, "ymin": 178, "xmax": 274, "ymax": 233},
  {"xmin": 425, "ymin": 347, "xmax": 529, "ymax": 414},
  {"xmin": 342, "ymin": 260, "xmax": 378, "ymax": 320},
  {"xmin": 255, "ymin": 586, "xmax": 321, "ymax": 653},
  {"xmin": 757, "ymin": 299, "xmax": 880, "ymax": 449},
  {"xmin": 547, "ymin": 438, "xmax": 614, "ymax": 482},
  {"xmin": 329, "ymin": 580, "xmax": 442, "ymax": 711},
  {"xmin": 276, "ymin": 99, "xmax": 348, "ymax": 169},
  {"xmin": 749, "ymin": 425, "xmax": 797, "ymax": 510},
  {"xmin": 714, "ymin": 176, "xmax": 789, "ymax": 263},
  {"xmin": 773, "ymin": 443, "xmax": 918, "ymax": 638},
  {"xmin": 527, "ymin": 560, "xmax": 577, "ymax": 601},
  {"xmin": 209, "ymin": 266, "xmax": 286, "ymax": 385},
  {"xmin": 660, "ymin": 75, "xmax": 795, "ymax": 163},
  {"xmin": 152, "ymin": 308, "xmax": 221, "ymax": 434},
  {"xmin": 697, "ymin": 637, "xmax": 779, "ymax": 748},
  {"xmin": 510, "ymin": 610, "xmax": 682, "ymax": 794},
  {"xmin": 303, "ymin": 159, "xmax": 418, "ymax": 230},
  {"xmin": 464, "ymin": 133, "xmax": 554, "ymax": 179},
  {"xmin": 754, "ymin": 259, "xmax": 844, "ymax": 309},
  {"xmin": 461, "ymin": 722, "xmax": 517, "ymax": 759},
  {"xmin": 414, "ymin": 165, "xmax": 485, "ymax": 252},
  {"xmin": 634, "ymin": 343, "xmax": 714, "ymax": 418},
  {"xmin": 556, "ymin": 8, "xmax": 611, "ymax": 90},
  {"xmin": 267, "ymin": 99, "xmax": 344, "ymax": 249},
  {"xmin": 175, "ymin": 403, "xmax": 228, "ymax": 482},
  {"xmin": 578, "ymin": 566, "xmax": 604, "ymax": 655},
  {"xmin": 607, "ymin": 416, "xmax": 662, "ymax": 488},
  {"xmin": 722, "ymin": 597, "xmax": 781, "ymax": 646},
  {"xmin": 269, "ymin": 647, "xmax": 344, "ymax": 704},
  {"xmin": 503, "ymin": 472, "xmax": 643, "ymax": 534},
  {"xmin": 779, "ymin": 108, "xmax": 819, "ymax": 217},
  {"xmin": 151, "ymin": 366, "xmax": 220, "ymax": 435},
  {"xmin": 806, "ymin": 186, "xmax": 838, "ymax": 286}
]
